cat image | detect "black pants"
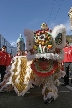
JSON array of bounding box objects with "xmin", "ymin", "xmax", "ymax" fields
[
  {"xmin": 64, "ymin": 62, "xmax": 72, "ymax": 84},
  {"xmin": 0, "ymin": 65, "xmax": 6, "ymax": 82}
]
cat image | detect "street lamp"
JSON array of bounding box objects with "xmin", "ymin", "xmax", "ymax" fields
[{"xmin": 68, "ymin": 7, "xmax": 72, "ymax": 31}]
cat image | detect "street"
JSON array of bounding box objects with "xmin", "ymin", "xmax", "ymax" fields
[{"xmin": 0, "ymin": 78, "xmax": 72, "ymax": 108}]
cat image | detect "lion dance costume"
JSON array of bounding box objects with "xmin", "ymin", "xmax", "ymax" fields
[{"xmin": 0, "ymin": 23, "xmax": 66, "ymax": 104}]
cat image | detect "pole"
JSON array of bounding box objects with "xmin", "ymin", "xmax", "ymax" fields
[{"xmin": 68, "ymin": 7, "xmax": 72, "ymax": 31}]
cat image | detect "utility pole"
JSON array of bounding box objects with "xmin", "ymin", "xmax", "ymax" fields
[{"xmin": 68, "ymin": 7, "xmax": 72, "ymax": 31}]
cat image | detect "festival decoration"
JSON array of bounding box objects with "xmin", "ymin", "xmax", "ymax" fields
[
  {"xmin": 0, "ymin": 23, "xmax": 66, "ymax": 104},
  {"xmin": 33, "ymin": 23, "xmax": 53, "ymax": 54},
  {"xmin": 68, "ymin": 7, "xmax": 72, "ymax": 30}
]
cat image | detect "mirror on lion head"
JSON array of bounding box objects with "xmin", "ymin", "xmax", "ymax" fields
[{"xmin": 24, "ymin": 23, "xmax": 66, "ymax": 60}]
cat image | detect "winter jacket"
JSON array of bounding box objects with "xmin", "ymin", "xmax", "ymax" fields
[{"xmin": 0, "ymin": 51, "xmax": 10, "ymax": 66}]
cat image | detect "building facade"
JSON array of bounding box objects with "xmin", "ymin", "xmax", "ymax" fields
[
  {"xmin": 17, "ymin": 34, "xmax": 25, "ymax": 51},
  {"xmin": 0, "ymin": 34, "xmax": 17, "ymax": 56},
  {"xmin": 0, "ymin": 34, "xmax": 7, "ymax": 48},
  {"xmin": 11, "ymin": 46, "xmax": 17, "ymax": 56}
]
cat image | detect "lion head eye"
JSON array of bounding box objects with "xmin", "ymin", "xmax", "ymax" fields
[{"xmin": 55, "ymin": 33, "xmax": 62, "ymax": 45}]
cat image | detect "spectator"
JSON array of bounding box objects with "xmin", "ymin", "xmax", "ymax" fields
[
  {"xmin": 16, "ymin": 50, "xmax": 21, "ymax": 56},
  {"xmin": 22, "ymin": 50, "xmax": 28, "ymax": 56},
  {"xmin": 24, "ymin": 50, "xmax": 28, "ymax": 56},
  {"xmin": 16, "ymin": 50, "xmax": 28, "ymax": 56},
  {"xmin": 62, "ymin": 40, "xmax": 72, "ymax": 86},
  {"xmin": 0, "ymin": 45, "xmax": 10, "ymax": 82}
]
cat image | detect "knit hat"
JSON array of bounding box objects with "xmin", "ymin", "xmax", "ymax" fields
[{"xmin": 2, "ymin": 45, "xmax": 7, "ymax": 48}]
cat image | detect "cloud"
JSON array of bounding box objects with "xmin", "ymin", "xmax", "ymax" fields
[
  {"xmin": 49, "ymin": 19, "xmax": 72, "ymax": 35},
  {"xmin": 11, "ymin": 41, "xmax": 17, "ymax": 47},
  {"xmin": 64, "ymin": 20, "xmax": 71, "ymax": 34}
]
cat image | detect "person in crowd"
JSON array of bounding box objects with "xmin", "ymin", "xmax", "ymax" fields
[
  {"xmin": 16, "ymin": 50, "xmax": 28, "ymax": 56},
  {"xmin": 62, "ymin": 40, "xmax": 72, "ymax": 86},
  {"xmin": 23, "ymin": 50, "xmax": 28, "ymax": 56},
  {"xmin": 16, "ymin": 50, "xmax": 22, "ymax": 56},
  {"xmin": 0, "ymin": 45, "xmax": 10, "ymax": 82},
  {"xmin": 21, "ymin": 51, "xmax": 24, "ymax": 56}
]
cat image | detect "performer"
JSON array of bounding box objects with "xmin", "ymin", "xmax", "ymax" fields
[
  {"xmin": 0, "ymin": 45, "xmax": 9, "ymax": 82},
  {"xmin": 62, "ymin": 40, "xmax": 72, "ymax": 85},
  {"xmin": 0, "ymin": 24, "xmax": 66, "ymax": 104}
]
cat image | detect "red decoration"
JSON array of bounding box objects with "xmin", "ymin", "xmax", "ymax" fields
[
  {"xmin": 31, "ymin": 61, "xmax": 58, "ymax": 77},
  {"xmin": 35, "ymin": 28, "xmax": 50, "ymax": 34}
]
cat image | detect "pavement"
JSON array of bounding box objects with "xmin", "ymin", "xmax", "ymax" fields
[{"xmin": 0, "ymin": 77, "xmax": 72, "ymax": 108}]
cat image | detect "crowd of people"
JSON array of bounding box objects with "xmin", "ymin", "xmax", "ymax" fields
[{"xmin": 0, "ymin": 40, "xmax": 72, "ymax": 86}]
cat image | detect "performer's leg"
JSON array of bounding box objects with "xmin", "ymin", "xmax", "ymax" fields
[
  {"xmin": 1, "ymin": 66, "xmax": 6, "ymax": 82},
  {"xmin": 69, "ymin": 62, "xmax": 72, "ymax": 83},
  {"xmin": 0, "ymin": 65, "xmax": 2, "ymax": 83},
  {"xmin": 64, "ymin": 63, "xmax": 69, "ymax": 85}
]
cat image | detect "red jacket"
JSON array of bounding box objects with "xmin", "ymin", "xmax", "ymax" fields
[
  {"xmin": 62, "ymin": 46, "xmax": 72, "ymax": 63},
  {"xmin": 0, "ymin": 51, "xmax": 9, "ymax": 66}
]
